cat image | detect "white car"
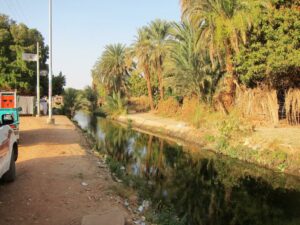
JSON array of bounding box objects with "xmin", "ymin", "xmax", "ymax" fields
[{"xmin": 0, "ymin": 124, "xmax": 18, "ymax": 182}]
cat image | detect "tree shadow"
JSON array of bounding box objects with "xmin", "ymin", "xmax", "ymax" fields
[
  {"xmin": 0, "ymin": 155, "xmax": 121, "ymax": 225},
  {"xmin": 19, "ymin": 127, "xmax": 83, "ymax": 147}
]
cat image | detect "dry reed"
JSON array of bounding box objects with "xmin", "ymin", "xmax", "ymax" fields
[
  {"xmin": 285, "ymin": 89, "xmax": 300, "ymax": 125},
  {"xmin": 235, "ymin": 87, "xmax": 279, "ymax": 125}
]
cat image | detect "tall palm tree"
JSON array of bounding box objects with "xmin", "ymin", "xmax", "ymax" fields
[
  {"xmin": 180, "ymin": 0, "xmax": 267, "ymax": 75},
  {"xmin": 165, "ymin": 21, "xmax": 217, "ymax": 100},
  {"xmin": 147, "ymin": 19, "xmax": 171, "ymax": 100},
  {"xmin": 93, "ymin": 43, "xmax": 129, "ymax": 95},
  {"xmin": 133, "ymin": 27, "xmax": 155, "ymax": 110}
]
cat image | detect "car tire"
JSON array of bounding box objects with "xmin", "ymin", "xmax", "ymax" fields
[{"xmin": 2, "ymin": 151, "xmax": 16, "ymax": 182}]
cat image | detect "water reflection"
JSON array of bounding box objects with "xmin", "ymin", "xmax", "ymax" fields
[{"xmin": 75, "ymin": 113, "xmax": 300, "ymax": 225}]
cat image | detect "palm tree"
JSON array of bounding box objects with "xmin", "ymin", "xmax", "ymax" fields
[
  {"xmin": 133, "ymin": 27, "xmax": 155, "ymax": 110},
  {"xmin": 93, "ymin": 43, "xmax": 129, "ymax": 95},
  {"xmin": 147, "ymin": 19, "xmax": 171, "ymax": 100},
  {"xmin": 79, "ymin": 86, "xmax": 99, "ymax": 114},
  {"xmin": 180, "ymin": 0, "xmax": 267, "ymax": 75},
  {"xmin": 165, "ymin": 21, "xmax": 218, "ymax": 101},
  {"xmin": 62, "ymin": 88, "xmax": 82, "ymax": 118}
]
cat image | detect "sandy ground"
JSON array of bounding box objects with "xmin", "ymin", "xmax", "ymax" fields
[{"xmin": 0, "ymin": 116, "xmax": 129, "ymax": 225}]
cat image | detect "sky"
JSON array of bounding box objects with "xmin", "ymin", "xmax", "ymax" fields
[{"xmin": 0, "ymin": 0, "xmax": 181, "ymax": 89}]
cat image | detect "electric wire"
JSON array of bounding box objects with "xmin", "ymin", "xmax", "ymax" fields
[
  {"xmin": 14, "ymin": 0, "xmax": 30, "ymax": 24},
  {"xmin": 2, "ymin": 0, "xmax": 28, "ymax": 24},
  {"xmin": 2, "ymin": 0, "xmax": 18, "ymax": 21},
  {"xmin": 5, "ymin": 0, "xmax": 22, "ymax": 22}
]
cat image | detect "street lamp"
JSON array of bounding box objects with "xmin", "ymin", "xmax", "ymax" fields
[{"xmin": 47, "ymin": 0, "xmax": 54, "ymax": 124}]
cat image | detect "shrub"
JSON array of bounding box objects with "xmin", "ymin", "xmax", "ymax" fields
[
  {"xmin": 128, "ymin": 96, "xmax": 151, "ymax": 112},
  {"xmin": 62, "ymin": 88, "xmax": 82, "ymax": 118},
  {"xmin": 179, "ymin": 97, "xmax": 208, "ymax": 128},
  {"xmin": 156, "ymin": 97, "xmax": 180, "ymax": 117},
  {"xmin": 103, "ymin": 91, "xmax": 127, "ymax": 118}
]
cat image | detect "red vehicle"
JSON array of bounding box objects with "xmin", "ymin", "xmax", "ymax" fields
[
  {"xmin": 0, "ymin": 91, "xmax": 17, "ymax": 109},
  {"xmin": 0, "ymin": 91, "xmax": 21, "ymax": 140}
]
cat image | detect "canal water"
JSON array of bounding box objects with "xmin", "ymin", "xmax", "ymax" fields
[{"xmin": 74, "ymin": 112, "xmax": 300, "ymax": 225}]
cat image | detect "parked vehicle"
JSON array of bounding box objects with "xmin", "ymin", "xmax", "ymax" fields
[
  {"xmin": 0, "ymin": 91, "xmax": 17, "ymax": 109},
  {"xmin": 0, "ymin": 108, "xmax": 21, "ymax": 140},
  {"xmin": 0, "ymin": 124, "xmax": 18, "ymax": 182},
  {"xmin": 0, "ymin": 91, "xmax": 21, "ymax": 140}
]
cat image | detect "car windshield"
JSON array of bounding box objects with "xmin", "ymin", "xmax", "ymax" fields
[{"xmin": 2, "ymin": 114, "xmax": 14, "ymax": 125}]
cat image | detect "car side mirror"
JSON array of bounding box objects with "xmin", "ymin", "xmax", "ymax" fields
[{"xmin": 17, "ymin": 107, "xmax": 22, "ymax": 112}]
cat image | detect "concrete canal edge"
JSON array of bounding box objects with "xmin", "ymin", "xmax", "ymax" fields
[
  {"xmin": 115, "ymin": 113, "xmax": 300, "ymax": 177},
  {"xmin": 116, "ymin": 114, "xmax": 206, "ymax": 147}
]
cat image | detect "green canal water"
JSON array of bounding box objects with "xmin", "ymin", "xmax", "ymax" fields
[{"xmin": 74, "ymin": 112, "xmax": 300, "ymax": 225}]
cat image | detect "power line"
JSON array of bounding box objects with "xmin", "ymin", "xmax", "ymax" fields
[
  {"xmin": 15, "ymin": 0, "xmax": 30, "ymax": 24},
  {"xmin": 2, "ymin": 0, "xmax": 28, "ymax": 24},
  {"xmin": 2, "ymin": 0, "xmax": 18, "ymax": 21},
  {"xmin": 10, "ymin": 0, "xmax": 27, "ymax": 24}
]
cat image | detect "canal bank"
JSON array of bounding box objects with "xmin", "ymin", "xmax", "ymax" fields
[
  {"xmin": 74, "ymin": 113, "xmax": 300, "ymax": 225},
  {"xmin": 116, "ymin": 113, "xmax": 300, "ymax": 177}
]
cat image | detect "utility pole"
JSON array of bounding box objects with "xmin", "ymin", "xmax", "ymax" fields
[
  {"xmin": 36, "ymin": 42, "xmax": 40, "ymax": 117},
  {"xmin": 47, "ymin": 0, "xmax": 54, "ymax": 124}
]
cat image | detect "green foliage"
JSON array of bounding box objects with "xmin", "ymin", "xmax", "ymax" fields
[
  {"xmin": 62, "ymin": 86, "xmax": 99, "ymax": 118},
  {"xmin": 106, "ymin": 156, "xmax": 125, "ymax": 178},
  {"xmin": 216, "ymin": 114, "xmax": 243, "ymax": 151},
  {"xmin": 181, "ymin": 0, "xmax": 268, "ymax": 74},
  {"xmin": 62, "ymin": 88, "xmax": 82, "ymax": 118},
  {"xmin": 165, "ymin": 21, "xmax": 219, "ymax": 101},
  {"xmin": 271, "ymin": 0, "xmax": 300, "ymax": 8},
  {"xmin": 52, "ymin": 72, "xmax": 66, "ymax": 95},
  {"xmin": 146, "ymin": 207, "xmax": 185, "ymax": 225},
  {"xmin": 0, "ymin": 14, "xmax": 49, "ymax": 95},
  {"xmin": 79, "ymin": 86, "xmax": 99, "ymax": 114},
  {"xmin": 235, "ymin": 7, "xmax": 300, "ymax": 89},
  {"xmin": 146, "ymin": 19, "xmax": 172, "ymax": 99},
  {"xmin": 132, "ymin": 27, "xmax": 156, "ymax": 109},
  {"xmin": 89, "ymin": 1, "xmax": 299, "ymax": 117},
  {"xmin": 204, "ymin": 134, "xmax": 216, "ymax": 143},
  {"xmin": 103, "ymin": 91, "xmax": 127, "ymax": 117},
  {"xmin": 127, "ymin": 71, "xmax": 148, "ymax": 97},
  {"xmin": 92, "ymin": 43, "xmax": 129, "ymax": 96},
  {"xmin": 218, "ymin": 116, "xmax": 240, "ymax": 139}
]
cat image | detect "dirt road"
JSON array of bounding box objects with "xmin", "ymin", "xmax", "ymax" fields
[{"xmin": 0, "ymin": 116, "xmax": 128, "ymax": 225}]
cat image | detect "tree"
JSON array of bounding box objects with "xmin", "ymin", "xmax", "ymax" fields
[
  {"xmin": 147, "ymin": 19, "xmax": 171, "ymax": 100},
  {"xmin": 52, "ymin": 72, "xmax": 66, "ymax": 95},
  {"xmin": 180, "ymin": 0, "xmax": 267, "ymax": 76},
  {"xmin": 0, "ymin": 14, "xmax": 48, "ymax": 95},
  {"xmin": 62, "ymin": 88, "xmax": 81, "ymax": 118},
  {"xmin": 92, "ymin": 44, "xmax": 129, "ymax": 96},
  {"xmin": 133, "ymin": 27, "xmax": 155, "ymax": 110},
  {"xmin": 235, "ymin": 7, "xmax": 300, "ymax": 89},
  {"xmin": 128, "ymin": 71, "xmax": 148, "ymax": 97},
  {"xmin": 165, "ymin": 21, "xmax": 219, "ymax": 101},
  {"xmin": 79, "ymin": 86, "xmax": 99, "ymax": 114}
]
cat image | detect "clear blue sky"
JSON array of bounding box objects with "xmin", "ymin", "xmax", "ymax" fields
[{"xmin": 0, "ymin": 0, "xmax": 181, "ymax": 89}]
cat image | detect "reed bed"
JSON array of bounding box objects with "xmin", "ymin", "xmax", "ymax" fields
[
  {"xmin": 235, "ymin": 87, "xmax": 279, "ymax": 125},
  {"xmin": 285, "ymin": 89, "xmax": 300, "ymax": 125}
]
